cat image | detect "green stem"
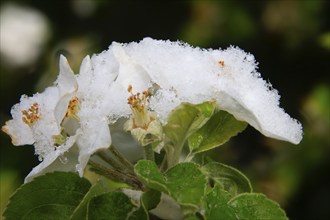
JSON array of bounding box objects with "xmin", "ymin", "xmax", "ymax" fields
[
  {"xmin": 109, "ymin": 145, "xmax": 134, "ymax": 171},
  {"xmin": 96, "ymin": 149, "xmax": 124, "ymax": 171},
  {"xmin": 88, "ymin": 159, "xmax": 143, "ymax": 190},
  {"xmin": 144, "ymin": 144, "xmax": 155, "ymax": 161},
  {"xmin": 160, "ymin": 153, "xmax": 168, "ymax": 172},
  {"xmin": 164, "ymin": 143, "xmax": 176, "ymax": 168},
  {"xmin": 184, "ymin": 152, "xmax": 194, "ymax": 162},
  {"xmin": 172, "ymin": 142, "xmax": 185, "ymax": 166}
]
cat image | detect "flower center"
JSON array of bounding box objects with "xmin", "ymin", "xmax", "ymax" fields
[
  {"xmin": 52, "ymin": 97, "xmax": 80, "ymax": 147},
  {"xmin": 22, "ymin": 102, "xmax": 40, "ymax": 125},
  {"xmin": 127, "ymin": 85, "xmax": 153, "ymax": 129},
  {"xmin": 65, "ymin": 96, "xmax": 80, "ymax": 120}
]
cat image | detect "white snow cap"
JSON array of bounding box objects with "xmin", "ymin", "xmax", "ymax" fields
[
  {"xmin": 2, "ymin": 38, "xmax": 302, "ymax": 181},
  {"xmin": 107, "ymin": 38, "xmax": 302, "ymax": 144}
]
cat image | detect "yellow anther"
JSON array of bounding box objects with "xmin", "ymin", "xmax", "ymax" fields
[
  {"xmin": 65, "ymin": 97, "xmax": 80, "ymax": 119},
  {"xmin": 127, "ymin": 85, "xmax": 150, "ymax": 113},
  {"xmin": 22, "ymin": 102, "xmax": 40, "ymax": 125},
  {"xmin": 127, "ymin": 84, "xmax": 133, "ymax": 93},
  {"xmin": 218, "ymin": 60, "xmax": 225, "ymax": 68},
  {"xmin": 126, "ymin": 85, "xmax": 153, "ymax": 128}
]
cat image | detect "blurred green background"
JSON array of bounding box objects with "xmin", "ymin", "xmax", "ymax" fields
[{"xmin": 0, "ymin": 0, "xmax": 329, "ymax": 219}]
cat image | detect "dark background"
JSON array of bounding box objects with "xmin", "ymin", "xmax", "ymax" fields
[{"xmin": 0, "ymin": 0, "xmax": 329, "ymax": 219}]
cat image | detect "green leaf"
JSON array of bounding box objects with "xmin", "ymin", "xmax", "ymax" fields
[
  {"xmin": 128, "ymin": 189, "xmax": 161, "ymax": 220},
  {"xmin": 163, "ymin": 101, "xmax": 216, "ymax": 166},
  {"xmin": 87, "ymin": 192, "xmax": 136, "ymax": 220},
  {"xmin": 4, "ymin": 172, "xmax": 91, "ymax": 220},
  {"xmin": 140, "ymin": 189, "xmax": 161, "ymax": 210},
  {"xmin": 229, "ymin": 193, "xmax": 288, "ymax": 220},
  {"xmin": 202, "ymin": 162, "xmax": 252, "ymax": 197},
  {"xmin": 164, "ymin": 101, "xmax": 216, "ymax": 147},
  {"xmin": 184, "ymin": 214, "xmax": 203, "ymax": 220},
  {"xmin": 134, "ymin": 160, "xmax": 167, "ymax": 193},
  {"xmin": 134, "ymin": 160, "xmax": 206, "ymax": 209},
  {"xmin": 204, "ymin": 185, "xmax": 237, "ymax": 220},
  {"xmin": 188, "ymin": 110, "xmax": 247, "ymax": 154},
  {"xmin": 128, "ymin": 206, "xmax": 147, "ymax": 220},
  {"xmin": 70, "ymin": 179, "xmax": 112, "ymax": 220},
  {"xmin": 203, "ymin": 185, "xmax": 288, "ymax": 220}
]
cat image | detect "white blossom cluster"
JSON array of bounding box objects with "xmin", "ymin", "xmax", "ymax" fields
[{"xmin": 2, "ymin": 38, "xmax": 303, "ymax": 182}]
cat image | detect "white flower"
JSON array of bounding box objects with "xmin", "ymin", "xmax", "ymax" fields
[
  {"xmin": 100, "ymin": 38, "xmax": 302, "ymax": 144},
  {"xmin": 3, "ymin": 38, "xmax": 303, "ymax": 182},
  {"xmin": 2, "ymin": 87, "xmax": 61, "ymax": 157},
  {"xmin": 2, "ymin": 55, "xmax": 110, "ymax": 182},
  {"xmin": 73, "ymin": 55, "xmax": 112, "ymax": 176}
]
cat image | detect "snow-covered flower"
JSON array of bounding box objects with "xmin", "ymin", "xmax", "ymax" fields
[
  {"xmin": 2, "ymin": 56, "xmax": 110, "ymax": 182},
  {"xmin": 3, "ymin": 38, "xmax": 303, "ymax": 182},
  {"xmin": 104, "ymin": 38, "xmax": 303, "ymax": 144}
]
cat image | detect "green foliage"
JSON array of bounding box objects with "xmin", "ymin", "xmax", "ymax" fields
[
  {"xmin": 128, "ymin": 190, "xmax": 161, "ymax": 220},
  {"xmin": 204, "ymin": 185, "xmax": 288, "ymax": 220},
  {"xmin": 163, "ymin": 102, "xmax": 247, "ymax": 167},
  {"xmin": 70, "ymin": 179, "xmax": 112, "ymax": 220},
  {"xmin": 204, "ymin": 185, "xmax": 237, "ymax": 219},
  {"xmin": 134, "ymin": 160, "xmax": 206, "ymax": 209},
  {"xmin": 229, "ymin": 193, "xmax": 288, "ymax": 220},
  {"xmin": 4, "ymin": 172, "xmax": 91, "ymax": 220},
  {"xmin": 202, "ymin": 162, "xmax": 252, "ymax": 197},
  {"xmin": 3, "ymin": 103, "xmax": 290, "ymax": 220},
  {"xmin": 140, "ymin": 189, "xmax": 161, "ymax": 211},
  {"xmin": 87, "ymin": 192, "xmax": 135, "ymax": 220},
  {"xmin": 188, "ymin": 110, "xmax": 247, "ymax": 155},
  {"xmin": 163, "ymin": 101, "xmax": 216, "ymax": 166},
  {"xmin": 164, "ymin": 101, "xmax": 216, "ymax": 147},
  {"xmin": 134, "ymin": 160, "xmax": 287, "ymax": 220},
  {"xmin": 4, "ymin": 165, "xmax": 288, "ymax": 220}
]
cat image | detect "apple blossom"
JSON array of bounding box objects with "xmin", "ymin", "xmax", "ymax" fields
[
  {"xmin": 3, "ymin": 56, "xmax": 110, "ymax": 182},
  {"xmin": 3, "ymin": 38, "xmax": 303, "ymax": 183},
  {"xmin": 117, "ymin": 38, "xmax": 303, "ymax": 144}
]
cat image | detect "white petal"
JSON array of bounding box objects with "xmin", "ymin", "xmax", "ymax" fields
[
  {"xmin": 76, "ymin": 55, "xmax": 92, "ymax": 90},
  {"xmin": 2, "ymin": 116, "xmax": 34, "ymax": 146},
  {"xmin": 54, "ymin": 93, "xmax": 74, "ymax": 126},
  {"xmin": 24, "ymin": 132, "xmax": 80, "ymax": 182},
  {"xmin": 76, "ymin": 119, "xmax": 111, "ymax": 176},
  {"xmin": 32, "ymin": 87, "xmax": 62, "ymax": 157},
  {"xmin": 56, "ymin": 55, "xmax": 77, "ymax": 96},
  {"xmin": 111, "ymin": 42, "xmax": 151, "ymax": 92}
]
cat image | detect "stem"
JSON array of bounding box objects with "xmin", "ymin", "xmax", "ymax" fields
[
  {"xmin": 172, "ymin": 142, "xmax": 185, "ymax": 166},
  {"xmin": 109, "ymin": 145, "xmax": 134, "ymax": 171},
  {"xmin": 144, "ymin": 144, "xmax": 155, "ymax": 161},
  {"xmin": 184, "ymin": 152, "xmax": 194, "ymax": 162},
  {"xmin": 96, "ymin": 149, "xmax": 124, "ymax": 171},
  {"xmin": 88, "ymin": 159, "xmax": 143, "ymax": 190},
  {"xmin": 164, "ymin": 143, "xmax": 176, "ymax": 168},
  {"xmin": 160, "ymin": 154, "xmax": 168, "ymax": 172}
]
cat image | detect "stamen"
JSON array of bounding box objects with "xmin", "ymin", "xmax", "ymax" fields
[
  {"xmin": 127, "ymin": 85, "xmax": 150, "ymax": 113},
  {"xmin": 22, "ymin": 102, "xmax": 40, "ymax": 125},
  {"xmin": 218, "ymin": 60, "xmax": 225, "ymax": 68},
  {"xmin": 125, "ymin": 85, "xmax": 164, "ymax": 150},
  {"xmin": 127, "ymin": 84, "xmax": 133, "ymax": 93},
  {"xmin": 65, "ymin": 97, "xmax": 80, "ymax": 120},
  {"xmin": 127, "ymin": 85, "xmax": 152, "ymax": 128}
]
